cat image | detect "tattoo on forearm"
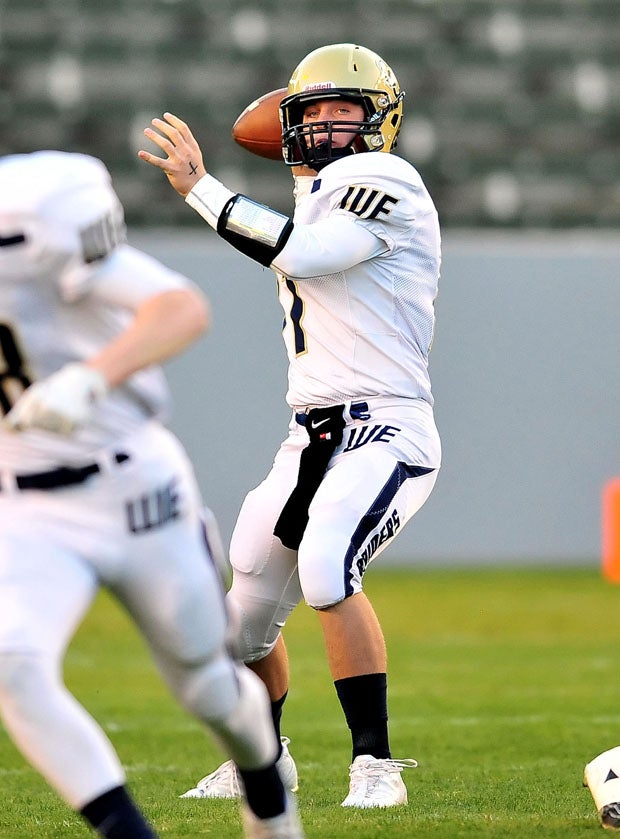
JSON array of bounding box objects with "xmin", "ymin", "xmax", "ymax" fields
[{"xmin": 189, "ymin": 162, "xmax": 198, "ymax": 175}]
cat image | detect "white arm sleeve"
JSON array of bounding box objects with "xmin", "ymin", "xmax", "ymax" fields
[
  {"xmin": 271, "ymin": 214, "xmax": 388, "ymax": 279},
  {"xmin": 186, "ymin": 174, "xmax": 387, "ymax": 279},
  {"xmin": 186, "ymin": 174, "xmax": 236, "ymax": 228}
]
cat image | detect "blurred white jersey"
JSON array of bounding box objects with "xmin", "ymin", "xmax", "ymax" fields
[
  {"xmin": 0, "ymin": 151, "xmax": 191, "ymax": 470},
  {"xmin": 276, "ymin": 152, "xmax": 441, "ymax": 410}
]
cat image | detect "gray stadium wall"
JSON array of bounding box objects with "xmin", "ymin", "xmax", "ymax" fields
[{"xmin": 129, "ymin": 229, "xmax": 620, "ymax": 568}]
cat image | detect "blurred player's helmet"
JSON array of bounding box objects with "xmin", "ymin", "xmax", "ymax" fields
[{"xmin": 280, "ymin": 43, "xmax": 404, "ymax": 170}]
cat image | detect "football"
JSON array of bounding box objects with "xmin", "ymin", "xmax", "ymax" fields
[{"xmin": 231, "ymin": 87, "xmax": 287, "ymax": 160}]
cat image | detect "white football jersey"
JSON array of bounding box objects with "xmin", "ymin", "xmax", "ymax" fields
[
  {"xmin": 0, "ymin": 151, "xmax": 189, "ymax": 470},
  {"xmin": 275, "ymin": 152, "xmax": 441, "ymax": 410}
]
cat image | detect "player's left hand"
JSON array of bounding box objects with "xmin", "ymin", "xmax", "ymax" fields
[
  {"xmin": 138, "ymin": 113, "xmax": 207, "ymax": 198},
  {"xmin": 3, "ymin": 363, "xmax": 109, "ymax": 435}
]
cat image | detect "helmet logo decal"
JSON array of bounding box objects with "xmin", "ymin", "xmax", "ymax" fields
[{"xmin": 302, "ymin": 82, "xmax": 336, "ymax": 92}]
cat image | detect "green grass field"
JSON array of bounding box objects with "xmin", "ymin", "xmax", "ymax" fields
[{"xmin": 1, "ymin": 566, "xmax": 619, "ymax": 838}]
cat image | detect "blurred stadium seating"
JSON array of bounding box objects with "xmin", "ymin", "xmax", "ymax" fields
[{"xmin": 1, "ymin": 0, "xmax": 618, "ymax": 228}]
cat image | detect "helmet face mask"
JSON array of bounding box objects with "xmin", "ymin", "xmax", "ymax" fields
[{"xmin": 280, "ymin": 44, "xmax": 404, "ymax": 170}]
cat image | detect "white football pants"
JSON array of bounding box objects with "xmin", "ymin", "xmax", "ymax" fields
[
  {"xmin": 0, "ymin": 422, "xmax": 276, "ymax": 809},
  {"xmin": 228, "ymin": 399, "xmax": 440, "ymax": 663}
]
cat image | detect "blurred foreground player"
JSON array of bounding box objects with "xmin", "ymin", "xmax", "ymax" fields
[
  {"xmin": 585, "ymin": 747, "xmax": 620, "ymax": 830},
  {"xmin": 0, "ymin": 150, "xmax": 303, "ymax": 839},
  {"xmin": 140, "ymin": 42, "xmax": 441, "ymax": 808}
]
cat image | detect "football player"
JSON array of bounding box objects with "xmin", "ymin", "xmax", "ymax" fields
[
  {"xmin": 140, "ymin": 42, "xmax": 441, "ymax": 809},
  {"xmin": 0, "ymin": 151, "xmax": 303, "ymax": 839},
  {"xmin": 585, "ymin": 746, "xmax": 620, "ymax": 830}
]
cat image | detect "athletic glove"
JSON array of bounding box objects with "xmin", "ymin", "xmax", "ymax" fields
[{"xmin": 3, "ymin": 362, "xmax": 109, "ymax": 435}]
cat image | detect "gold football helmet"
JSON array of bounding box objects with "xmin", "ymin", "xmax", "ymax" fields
[{"xmin": 280, "ymin": 43, "xmax": 405, "ymax": 169}]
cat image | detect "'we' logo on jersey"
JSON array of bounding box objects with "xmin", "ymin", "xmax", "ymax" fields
[{"xmin": 339, "ymin": 186, "xmax": 399, "ymax": 219}]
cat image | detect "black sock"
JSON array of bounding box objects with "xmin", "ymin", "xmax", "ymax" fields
[
  {"xmin": 271, "ymin": 691, "xmax": 287, "ymax": 756},
  {"xmin": 80, "ymin": 785, "xmax": 157, "ymax": 838},
  {"xmin": 334, "ymin": 673, "xmax": 391, "ymax": 761},
  {"xmin": 238, "ymin": 764, "xmax": 287, "ymax": 819}
]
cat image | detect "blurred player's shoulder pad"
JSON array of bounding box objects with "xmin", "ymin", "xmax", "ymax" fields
[
  {"xmin": 0, "ymin": 151, "xmax": 125, "ymax": 289},
  {"xmin": 0, "ymin": 151, "xmax": 116, "ymax": 220}
]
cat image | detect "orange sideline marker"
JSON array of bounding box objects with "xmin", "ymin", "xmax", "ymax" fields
[{"xmin": 602, "ymin": 479, "xmax": 620, "ymax": 582}]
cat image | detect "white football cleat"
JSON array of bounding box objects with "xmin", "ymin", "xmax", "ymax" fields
[
  {"xmin": 180, "ymin": 736, "xmax": 299, "ymax": 799},
  {"xmin": 241, "ymin": 794, "xmax": 305, "ymax": 839},
  {"xmin": 584, "ymin": 746, "xmax": 620, "ymax": 829},
  {"xmin": 341, "ymin": 754, "xmax": 418, "ymax": 808}
]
